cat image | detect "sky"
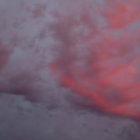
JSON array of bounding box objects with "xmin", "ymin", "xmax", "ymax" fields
[{"xmin": 0, "ymin": 0, "xmax": 140, "ymax": 139}]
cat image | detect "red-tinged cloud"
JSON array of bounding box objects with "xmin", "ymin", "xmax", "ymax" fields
[
  {"xmin": 49, "ymin": 0, "xmax": 140, "ymax": 119},
  {"xmin": 101, "ymin": 0, "xmax": 140, "ymax": 29}
]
